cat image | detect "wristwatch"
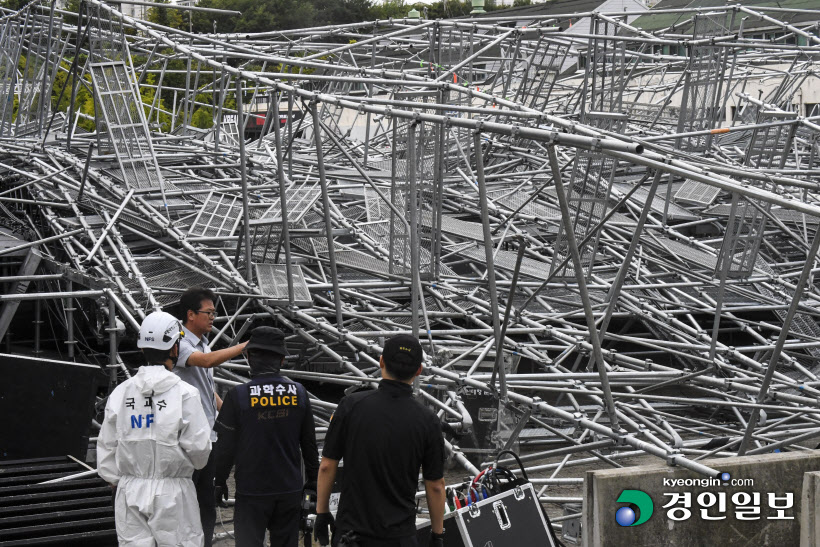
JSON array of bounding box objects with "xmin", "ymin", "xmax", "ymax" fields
[{"xmin": 431, "ymin": 531, "xmax": 445, "ymax": 540}]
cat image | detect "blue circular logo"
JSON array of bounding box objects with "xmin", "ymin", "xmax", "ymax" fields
[
  {"xmin": 615, "ymin": 490, "xmax": 654, "ymax": 527},
  {"xmin": 615, "ymin": 506, "xmax": 636, "ymax": 526},
  {"xmin": 721, "ymin": 472, "xmax": 731, "ymax": 481}
]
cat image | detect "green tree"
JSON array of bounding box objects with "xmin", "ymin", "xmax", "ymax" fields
[
  {"xmin": 369, "ymin": 0, "xmax": 407, "ymax": 19},
  {"xmin": 424, "ymin": 0, "xmax": 471, "ymax": 19},
  {"xmin": 193, "ymin": 0, "xmax": 316, "ymax": 34},
  {"xmin": 0, "ymin": 0, "xmax": 28, "ymax": 11},
  {"xmin": 79, "ymin": 93, "xmax": 96, "ymax": 132},
  {"xmin": 190, "ymin": 107, "xmax": 214, "ymax": 129},
  {"xmin": 63, "ymin": 0, "xmax": 81, "ymax": 27},
  {"xmin": 147, "ymin": 0, "xmax": 185, "ymax": 30},
  {"xmin": 139, "ymin": 73, "xmax": 172, "ymax": 132},
  {"xmin": 311, "ymin": 0, "xmax": 372, "ymax": 27}
]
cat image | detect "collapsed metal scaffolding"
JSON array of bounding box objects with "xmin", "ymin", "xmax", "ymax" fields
[{"xmin": 3, "ymin": 0, "xmax": 820, "ymax": 529}]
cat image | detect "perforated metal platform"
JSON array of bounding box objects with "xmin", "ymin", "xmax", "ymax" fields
[{"xmin": 255, "ymin": 263, "xmax": 312, "ymax": 306}]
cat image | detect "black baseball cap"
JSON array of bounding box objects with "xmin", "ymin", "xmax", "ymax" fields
[
  {"xmin": 382, "ymin": 333, "xmax": 423, "ymax": 368},
  {"xmin": 246, "ymin": 327, "xmax": 289, "ymax": 356}
]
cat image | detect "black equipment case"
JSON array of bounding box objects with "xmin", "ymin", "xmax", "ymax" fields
[{"xmin": 417, "ymin": 482, "xmax": 559, "ymax": 547}]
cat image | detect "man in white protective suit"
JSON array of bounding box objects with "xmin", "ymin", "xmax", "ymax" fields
[{"xmin": 97, "ymin": 311, "xmax": 213, "ymax": 546}]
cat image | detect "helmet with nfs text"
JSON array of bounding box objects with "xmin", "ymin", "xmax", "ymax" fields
[{"xmin": 138, "ymin": 311, "xmax": 184, "ymax": 351}]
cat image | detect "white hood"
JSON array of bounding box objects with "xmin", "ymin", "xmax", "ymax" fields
[{"xmin": 132, "ymin": 366, "xmax": 181, "ymax": 397}]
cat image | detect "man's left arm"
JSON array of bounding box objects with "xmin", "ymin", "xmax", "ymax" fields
[
  {"xmin": 424, "ymin": 478, "xmax": 446, "ymax": 536},
  {"xmin": 314, "ymin": 397, "xmax": 349, "ymax": 546},
  {"xmin": 316, "ymin": 457, "xmax": 338, "ymax": 514},
  {"xmin": 184, "ymin": 342, "xmax": 248, "ymax": 369},
  {"xmin": 422, "ymin": 415, "xmax": 446, "ymax": 535},
  {"xmin": 315, "ymin": 457, "xmax": 339, "ymax": 546}
]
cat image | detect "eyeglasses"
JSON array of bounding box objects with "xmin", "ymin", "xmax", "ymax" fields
[{"xmin": 195, "ymin": 310, "xmax": 217, "ymax": 319}]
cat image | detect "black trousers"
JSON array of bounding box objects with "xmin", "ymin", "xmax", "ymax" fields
[
  {"xmin": 332, "ymin": 531, "xmax": 418, "ymax": 547},
  {"xmin": 234, "ymin": 493, "xmax": 302, "ymax": 547},
  {"xmin": 192, "ymin": 450, "xmax": 217, "ymax": 547}
]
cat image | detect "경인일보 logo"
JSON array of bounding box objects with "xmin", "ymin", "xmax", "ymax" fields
[{"xmin": 615, "ymin": 489, "xmax": 654, "ymax": 527}]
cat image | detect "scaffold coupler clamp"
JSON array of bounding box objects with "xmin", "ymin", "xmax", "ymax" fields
[{"xmin": 615, "ymin": 428, "xmax": 630, "ymax": 447}]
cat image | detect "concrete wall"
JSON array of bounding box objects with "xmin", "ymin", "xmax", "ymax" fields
[
  {"xmin": 583, "ymin": 450, "xmax": 820, "ymax": 547},
  {"xmin": 801, "ymin": 470, "xmax": 820, "ymax": 547}
]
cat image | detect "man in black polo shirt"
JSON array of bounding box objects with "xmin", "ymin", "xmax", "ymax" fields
[
  {"xmin": 314, "ymin": 334, "xmax": 446, "ymax": 547},
  {"xmin": 212, "ymin": 327, "xmax": 319, "ymax": 546}
]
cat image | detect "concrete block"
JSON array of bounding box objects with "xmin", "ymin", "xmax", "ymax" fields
[
  {"xmin": 584, "ymin": 450, "xmax": 820, "ymax": 547},
  {"xmin": 801, "ymin": 470, "xmax": 820, "ymax": 547}
]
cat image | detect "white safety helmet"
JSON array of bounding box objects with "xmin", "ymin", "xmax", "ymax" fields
[{"xmin": 138, "ymin": 311, "xmax": 184, "ymax": 351}]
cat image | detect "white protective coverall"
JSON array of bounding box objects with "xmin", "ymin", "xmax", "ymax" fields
[{"xmin": 97, "ymin": 365, "xmax": 213, "ymax": 546}]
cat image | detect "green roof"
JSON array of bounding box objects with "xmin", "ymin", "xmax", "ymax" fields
[{"xmin": 632, "ymin": 0, "xmax": 820, "ymax": 33}]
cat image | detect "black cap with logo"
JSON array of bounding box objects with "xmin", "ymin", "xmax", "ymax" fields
[
  {"xmin": 382, "ymin": 333, "xmax": 423, "ymax": 368},
  {"xmin": 246, "ymin": 326, "xmax": 290, "ymax": 356}
]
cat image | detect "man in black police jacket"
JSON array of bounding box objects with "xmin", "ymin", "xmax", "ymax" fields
[
  {"xmin": 213, "ymin": 327, "xmax": 319, "ymax": 546},
  {"xmin": 314, "ymin": 334, "xmax": 446, "ymax": 547}
]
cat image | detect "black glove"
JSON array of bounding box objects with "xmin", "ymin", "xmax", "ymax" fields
[
  {"xmin": 314, "ymin": 512, "xmax": 335, "ymax": 546},
  {"xmin": 430, "ymin": 531, "xmax": 445, "ymax": 547},
  {"xmin": 214, "ymin": 481, "xmax": 229, "ymax": 508}
]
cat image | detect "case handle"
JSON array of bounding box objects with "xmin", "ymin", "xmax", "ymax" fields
[{"xmin": 493, "ymin": 501, "xmax": 511, "ymax": 530}]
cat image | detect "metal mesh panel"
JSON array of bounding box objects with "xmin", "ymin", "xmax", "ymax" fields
[
  {"xmin": 314, "ymin": 78, "xmax": 356, "ymax": 139},
  {"xmin": 676, "ymin": 13, "xmax": 729, "ymax": 151},
  {"xmin": 0, "ymin": 21, "xmax": 20, "ymax": 136},
  {"xmin": 361, "ymin": 220, "xmax": 388, "ymax": 242},
  {"xmin": 586, "ymin": 18, "xmax": 626, "ymax": 115},
  {"xmin": 219, "ymin": 114, "xmax": 240, "ymax": 147},
  {"xmin": 364, "ymin": 187, "xmax": 391, "ymax": 223},
  {"xmin": 673, "ymin": 13, "xmax": 730, "ymax": 205},
  {"xmin": 312, "ymin": 238, "xmax": 391, "ymax": 275},
  {"xmin": 458, "ymin": 244, "xmax": 549, "ymax": 279},
  {"xmin": 86, "ymin": 4, "xmax": 163, "ymax": 191},
  {"xmin": 14, "ymin": 13, "xmax": 63, "ymax": 136},
  {"xmin": 755, "ymin": 259, "xmax": 820, "ymax": 360},
  {"xmin": 86, "ymin": 3, "xmax": 127, "ymax": 64},
  {"xmin": 494, "ymin": 33, "xmax": 566, "ymax": 114},
  {"xmin": 549, "ymin": 114, "xmax": 623, "ymax": 279},
  {"xmin": 255, "ymin": 263, "xmax": 312, "ymax": 306},
  {"xmin": 706, "ymin": 204, "xmax": 820, "ymax": 225},
  {"xmin": 90, "ymin": 62, "xmax": 163, "ymax": 190},
  {"xmin": 437, "ymin": 26, "xmax": 474, "ymax": 85},
  {"xmin": 362, "ymin": 189, "xmax": 393, "ymax": 247},
  {"xmin": 255, "ymin": 183, "xmax": 320, "ymax": 225},
  {"xmin": 521, "ymin": 40, "xmax": 571, "ymax": 112},
  {"xmin": 188, "ymin": 191, "xmax": 243, "ymax": 238},
  {"xmin": 651, "ymin": 236, "xmax": 717, "ymax": 271},
  {"xmin": 488, "ymin": 189, "xmax": 561, "ymax": 220},
  {"xmin": 142, "ymin": 266, "xmax": 224, "ymax": 307},
  {"xmin": 383, "ymin": 107, "xmax": 442, "ymax": 278},
  {"xmin": 621, "ymin": 101, "xmax": 677, "ymax": 125},
  {"xmin": 717, "ymin": 100, "xmax": 759, "ymax": 147},
  {"xmin": 612, "ymin": 183, "xmax": 697, "ymax": 221},
  {"xmin": 715, "ymin": 111, "xmax": 797, "ymax": 278},
  {"xmin": 438, "ymin": 215, "xmax": 487, "ymax": 242},
  {"xmin": 672, "ymin": 180, "xmax": 721, "ymax": 206}
]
